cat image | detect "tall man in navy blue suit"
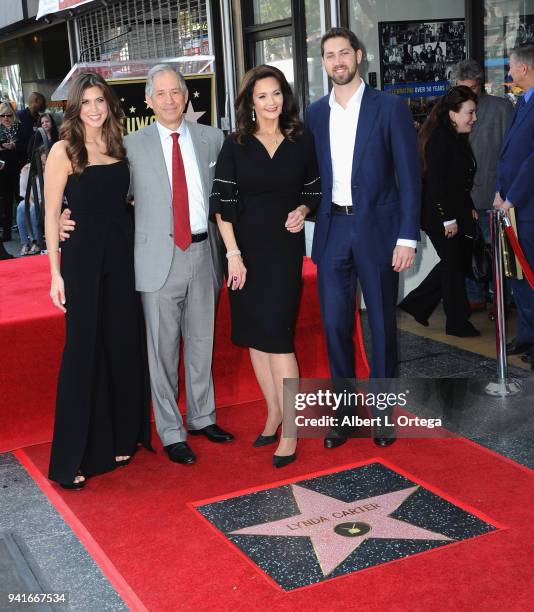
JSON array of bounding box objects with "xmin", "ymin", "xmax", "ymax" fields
[
  {"xmin": 494, "ymin": 44, "xmax": 534, "ymax": 361},
  {"xmin": 306, "ymin": 28, "xmax": 421, "ymax": 447}
]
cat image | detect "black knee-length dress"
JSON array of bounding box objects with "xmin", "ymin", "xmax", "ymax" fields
[
  {"xmin": 209, "ymin": 131, "xmax": 320, "ymax": 353},
  {"xmin": 48, "ymin": 160, "xmax": 151, "ymax": 485}
]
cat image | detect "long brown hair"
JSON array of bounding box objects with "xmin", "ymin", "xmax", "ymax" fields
[
  {"xmin": 60, "ymin": 72, "xmax": 126, "ymax": 174},
  {"xmin": 418, "ymin": 85, "xmax": 477, "ymax": 174},
  {"xmin": 234, "ymin": 64, "xmax": 303, "ymax": 144}
]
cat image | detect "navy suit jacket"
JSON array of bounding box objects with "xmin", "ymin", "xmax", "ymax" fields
[
  {"xmin": 305, "ymin": 85, "xmax": 421, "ymax": 264},
  {"xmin": 496, "ymin": 95, "xmax": 534, "ymax": 222}
]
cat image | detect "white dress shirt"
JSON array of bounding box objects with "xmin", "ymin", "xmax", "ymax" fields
[
  {"xmin": 156, "ymin": 120, "xmax": 207, "ymax": 234},
  {"xmin": 329, "ymin": 82, "xmax": 416, "ymax": 249}
]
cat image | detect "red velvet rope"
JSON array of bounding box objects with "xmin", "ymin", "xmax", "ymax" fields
[{"xmin": 503, "ymin": 225, "xmax": 534, "ymax": 290}]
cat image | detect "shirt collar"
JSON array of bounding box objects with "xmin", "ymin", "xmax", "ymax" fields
[
  {"xmin": 523, "ymin": 84, "xmax": 534, "ymax": 103},
  {"xmin": 156, "ymin": 119, "xmax": 187, "ymax": 141},
  {"xmin": 329, "ymin": 80, "xmax": 366, "ymax": 109}
]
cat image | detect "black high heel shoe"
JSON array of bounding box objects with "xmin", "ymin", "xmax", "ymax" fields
[
  {"xmin": 272, "ymin": 452, "xmax": 296, "ymax": 468},
  {"xmin": 253, "ymin": 433, "xmax": 278, "ymax": 447}
]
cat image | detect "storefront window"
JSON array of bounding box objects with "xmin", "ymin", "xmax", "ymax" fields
[
  {"xmin": 253, "ymin": 0, "xmax": 292, "ymax": 24},
  {"xmin": 0, "ymin": 64, "xmax": 23, "ymax": 109},
  {"xmin": 484, "ymin": 0, "xmax": 534, "ymax": 97},
  {"xmin": 255, "ymin": 35, "xmax": 294, "ymax": 88},
  {"xmin": 305, "ymin": 0, "xmax": 329, "ymax": 103}
]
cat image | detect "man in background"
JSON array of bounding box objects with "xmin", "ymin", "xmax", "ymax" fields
[
  {"xmin": 494, "ymin": 44, "xmax": 534, "ymax": 362},
  {"xmin": 17, "ymin": 91, "xmax": 46, "ymax": 155}
]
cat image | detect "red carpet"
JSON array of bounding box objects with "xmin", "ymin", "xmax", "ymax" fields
[
  {"xmin": 0, "ymin": 255, "xmax": 369, "ymax": 452},
  {"xmin": 20, "ymin": 402, "xmax": 533, "ymax": 611}
]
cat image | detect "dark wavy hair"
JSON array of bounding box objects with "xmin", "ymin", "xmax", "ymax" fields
[
  {"xmin": 419, "ymin": 85, "xmax": 477, "ymax": 173},
  {"xmin": 60, "ymin": 72, "xmax": 126, "ymax": 174},
  {"xmin": 234, "ymin": 64, "xmax": 303, "ymax": 145},
  {"xmin": 39, "ymin": 112, "xmax": 59, "ymax": 144}
]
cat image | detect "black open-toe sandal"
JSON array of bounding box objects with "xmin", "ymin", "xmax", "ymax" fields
[
  {"xmin": 115, "ymin": 456, "xmax": 131, "ymax": 467},
  {"xmin": 59, "ymin": 473, "xmax": 86, "ymax": 490}
]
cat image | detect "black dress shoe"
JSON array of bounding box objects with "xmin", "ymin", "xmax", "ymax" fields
[
  {"xmin": 188, "ymin": 424, "xmax": 234, "ymax": 443},
  {"xmin": 507, "ymin": 340, "xmax": 534, "ymax": 355},
  {"xmin": 446, "ymin": 322, "xmax": 480, "ymax": 337},
  {"xmin": 521, "ymin": 350, "xmax": 534, "ymax": 364},
  {"xmin": 398, "ymin": 303, "xmax": 429, "ymax": 327},
  {"xmin": 253, "ymin": 433, "xmax": 278, "ymax": 447},
  {"xmin": 273, "ymin": 452, "xmax": 296, "ymax": 468},
  {"xmin": 374, "ymin": 435, "xmax": 396, "ymax": 447},
  {"xmin": 324, "ymin": 432, "xmax": 347, "ymax": 449},
  {"xmin": 164, "ymin": 442, "xmax": 196, "ymax": 464}
]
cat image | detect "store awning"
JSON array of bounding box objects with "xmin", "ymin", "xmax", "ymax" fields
[{"xmin": 51, "ymin": 56, "xmax": 215, "ymax": 101}]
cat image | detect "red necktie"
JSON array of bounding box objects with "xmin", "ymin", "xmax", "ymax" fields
[{"xmin": 171, "ymin": 132, "xmax": 192, "ymax": 250}]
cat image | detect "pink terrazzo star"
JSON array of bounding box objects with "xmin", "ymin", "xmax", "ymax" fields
[{"xmin": 230, "ymin": 485, "xmax": 452, "ymax": 575}]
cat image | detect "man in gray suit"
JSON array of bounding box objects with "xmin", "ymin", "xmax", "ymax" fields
[
  {"xmin": 61, "ymin": 64, "xmax": 233, "ymax": 464},
  {"xmin": 453, "ymin": 59, "xmax": 514, "ymax": 312}
]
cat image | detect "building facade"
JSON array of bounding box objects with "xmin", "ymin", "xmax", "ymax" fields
[{"xmin": 1, "ymin": 1, "xmax": 533, "ymax": 120}]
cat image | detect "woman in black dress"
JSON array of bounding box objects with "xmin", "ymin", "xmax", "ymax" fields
[
  {"xmin": 45, "ymin": 73, "xmax": 151, "ymax": 489},
  {"xmin": 210, "ymin": 65, "xmax": 320, "ymax": 468},
  {"xmin": 399, "ymin": 86, "xmax": 480, "ymax": 336}
]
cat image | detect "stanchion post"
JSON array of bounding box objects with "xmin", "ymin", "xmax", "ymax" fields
[
  {"xmin": 485, "ymin": 210, "xmax": 521, "ymax": 397},
  {"xmin": 492, "ymin": 210, "xmax": 507, "ymax": 382}
]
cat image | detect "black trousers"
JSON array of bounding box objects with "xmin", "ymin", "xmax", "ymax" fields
[
  {"xmin": 0, "ymin": 164, "xmax": 21, "ymax": 240},
  {"xmin": 402, "ymin": 228, "xmax": 471, "ymax": 331}
]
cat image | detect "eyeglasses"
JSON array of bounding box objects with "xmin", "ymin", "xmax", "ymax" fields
[{"xmin": 0, "ymin": 114, "xmax": 13, "ymax": 118}]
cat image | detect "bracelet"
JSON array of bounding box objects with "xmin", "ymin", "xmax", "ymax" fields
[{"xmin": 226, "ymin": 249, "xmax": 241, "ymax": 259}]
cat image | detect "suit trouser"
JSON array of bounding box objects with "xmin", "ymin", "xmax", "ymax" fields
[
  {"xmin": 317, "ymin": 214, "xmax": 399, "ymax": 379},
  {"xmin": 402, "ymin": 230, "xmax": 470, "ymax": 330},
  {"xmin": 141, "ymin": 240, "xmax": 217, "ymax": 446},
  {"xmin": 512, "ymin": 220, "xmax": 534, "ymax": 344}
]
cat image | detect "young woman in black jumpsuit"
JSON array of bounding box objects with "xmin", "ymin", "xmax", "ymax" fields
[{"xmin": 45, "ymin": 72, "xmax": 151, "ymax": 489}]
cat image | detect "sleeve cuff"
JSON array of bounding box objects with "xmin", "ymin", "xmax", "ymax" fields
[
  {"xmin": 396, "ymin": 239, "xmax": 417, "ymax": 248},
  {"xmin": 443, "ymin": 219, "xmax": 457, "ymax": 227}
]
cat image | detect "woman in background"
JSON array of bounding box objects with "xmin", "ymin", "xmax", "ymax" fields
[
  {"xmin": 0, "ymin": 101, "xmax": 26, "ymax": 243},
  {"xmin": 45, "ymin": 72, "xmax": 150, "ymax": 489},
  {"xmin": 17, "ymin": 146, "xmax": 47, "ymax": 255},
  {"xmin": 399, "ymin": 86, "xmax": 480, "ymax": 337},
  {"xmin": 210, "ymin": 65, "xmax": 320, "ymax": 468}
]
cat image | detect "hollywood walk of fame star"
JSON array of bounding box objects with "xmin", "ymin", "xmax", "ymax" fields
[
  {"xmin": 229, "ymin": 485, "xmax": 453, "ymax": 576},
  {"xmin": 193, "ymin": 91, "xmax": 200, "ymax": 98},
  {"xmin": 184, "ymin": 100, "xmax": 206, "ymax": 123},
  {"xmin": 129, "ymin": 106, "xmax": 136, "ymax": 114}
]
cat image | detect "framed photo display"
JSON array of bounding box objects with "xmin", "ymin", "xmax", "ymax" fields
[{"xmin": 378, "ymin": 18, "xmax": 466, "ymax": 124}]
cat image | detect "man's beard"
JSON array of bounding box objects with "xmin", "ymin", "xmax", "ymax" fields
[{"xmin": 330, "ymin": 63, "xmax": 358, "ymax": 85}]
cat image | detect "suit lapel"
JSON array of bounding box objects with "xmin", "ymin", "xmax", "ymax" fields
[
  {"xmin": 144, "ymin": 122, "xmax": 172, "ymax": 205},
  {"xmin": 316, "ymin": 98, "xmax": 333, "ymax": 188},
  {"xmin": 352, "ymin": 87, "xmax": 379, "ymax": 178},
  {"xmin": 187, "ymin": 120, "xmax": 210, "ymax": 209},
  {"xmin": 501, "ymin": 96, "xmax": 534, "ymax": 154}
]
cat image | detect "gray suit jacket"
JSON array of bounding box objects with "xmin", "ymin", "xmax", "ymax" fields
[
  {"xmin": 469, "ymin": 93, "xmax": 514, "ymax": 210},
  {"xmin": 125, "ymin": 120, "xmax": 225, "ymax": 292}
]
